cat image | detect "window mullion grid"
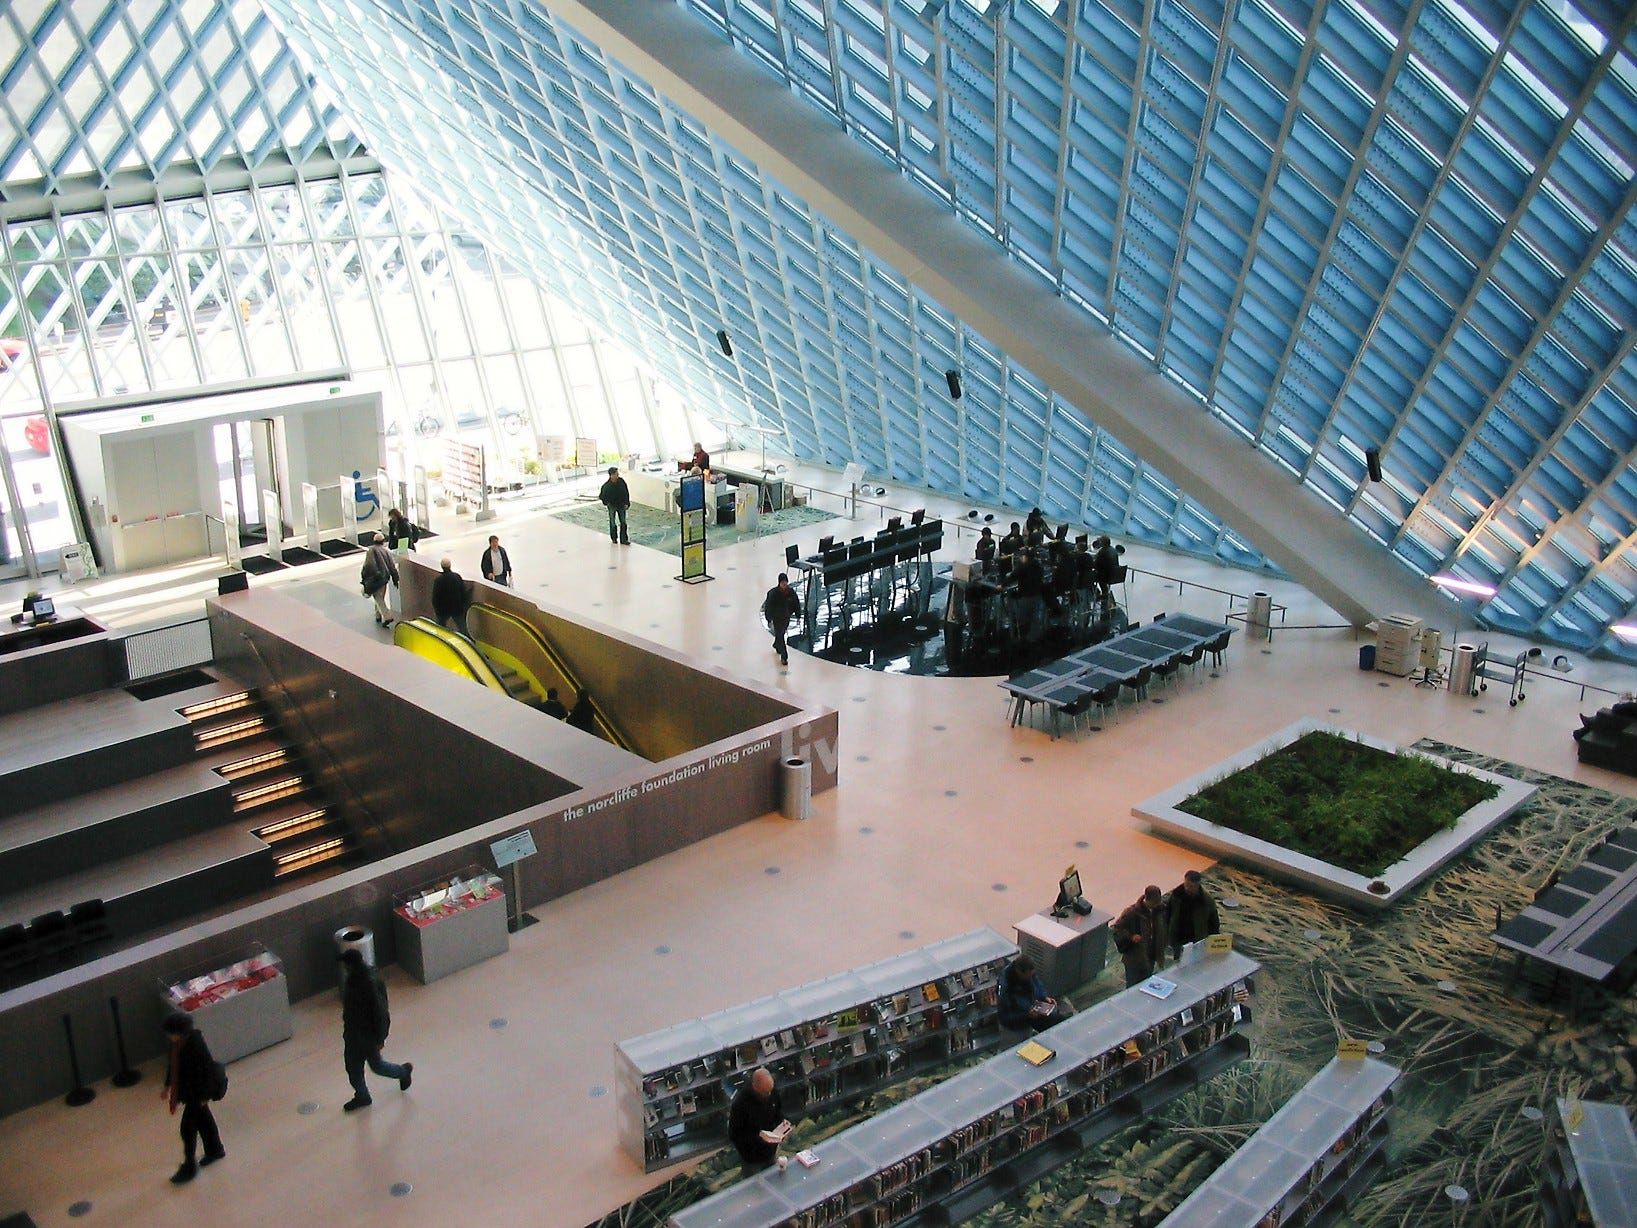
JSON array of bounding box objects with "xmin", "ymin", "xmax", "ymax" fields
[
  {"xmin": 1199, "ymin": 3, "xmax": 1329, "ymax": 419},
  {"xmin": 1537, "ymin": 514, "xmax": 1637, "ymax": 643},
  {"xmin": 1442, "ymin": 317, "xmax": 1637, "ymax": 591},
  {"xmin": 718, "ymin": 173, "xmax": 802, "ymax": 456},
  {"xmin": 1150, "ymin": 7, "xmax": 1238, "ymax": 359},
  {"xmin": 18, "ymin": 9, "xmax": 123, "ymax": 192},
  {"xmin": 431, "ymin": 206, "xmax": 507, "ymax": 458},
  {"xmin": 1045, "ymin": 18, "xmax": 1078, "ymax": 280},
  {"xmin": 1274, "ymin": 0, "xmax": 1425, "ymax": 489},
  {"xmin": 1101, "ymin": 0, "xmax": 1158, "ymax": 320},
  {"xmin": 57, "ymin": 3, "xmax": 148, "ymax": 180},
  {"xmin": 121, "ymin": 7, "xmax": 206, "ymax": 178},
  {"xmin": 1319, "ymin": 1, "xmax": 1530, "ymax": 512},
  {"xmin": 1378, "ymin": 15, "xmax": 1637, "ymax": 549}
]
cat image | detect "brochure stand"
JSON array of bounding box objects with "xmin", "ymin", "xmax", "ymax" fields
[{"xmin": 393, "ymin": 865, "xmax": 509, "ymax": 984}]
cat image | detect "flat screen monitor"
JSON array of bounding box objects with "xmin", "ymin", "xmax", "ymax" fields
[
  {"xmin": 821, "ymin": 547, "xmax": 846, "ymax": 568},
  {"xmin": 818, "ymin": 535, "xmax": 834, "ymax": 553},
  {"xmin": 30, "ymin": 596, "xmax": 54, "ymax": 620},
  {"xmin": 886, "ymin": 516, "xmax": 902, "ymax": 531},
  {"xmin": 911, "ymin": 508, "xmax": 925, "ymax": 525},
  {"xmin": 1058, "ymin": 868, "xmax": 1082, "ymax": 906}
]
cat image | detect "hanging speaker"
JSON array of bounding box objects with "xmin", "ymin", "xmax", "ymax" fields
[
  {"xmin": 1365, "ymin": 446, "xmax": 1382, "ymax": 482},
  {"xmin": 716, "ymin": 330, "xmax": 733, "ymax": 357},
  {"xmin": 945, "ymin": 370, "xmax": 962, "ymax": 399}
]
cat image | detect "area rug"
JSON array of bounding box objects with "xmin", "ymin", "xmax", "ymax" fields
[
  {"xmin": 550, "ymin": 499, "xmax": 834, "ymax": 558},
  {"xmin": 588, "ymin": 743, "xmax": 1636, "ymax": 1228}
]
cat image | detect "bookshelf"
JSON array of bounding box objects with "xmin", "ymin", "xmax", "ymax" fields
[
  {"xmin": 670, "ymin": 944, "xmax": 1258, "ymax": 1228},
  {"xmin": 1159, "ymin": 1055, "xmax": 1399, "ymax": 1228},
  {"xmin": 616, "ymin": 928, "xmax": 1018, "ymax": 1171},
  {"xmin": 1540, "ymin": 1098, "xmax": 1637, "ymax": 1228}
]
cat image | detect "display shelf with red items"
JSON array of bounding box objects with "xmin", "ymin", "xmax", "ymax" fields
[
  {"xmin": 159, "ymin": 942, "xmax": 291, "ymax": 1063},
  {"xmin": 392, "ymin": 865, "xmax": 509, "ymax": 984}
]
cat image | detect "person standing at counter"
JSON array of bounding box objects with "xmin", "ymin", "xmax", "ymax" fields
[
  {"xmin": 974, "ymin": 527, "xmax": 996, "ymax": 569},
  {"xmin": 161, "ymin": 1011, "xmax": 225, "ymax": 1184},
  {"xmin": 728, "ymin": 1068, "xmax": 788, "ymax": 1175},
  {"xmin": 762, "ymin": 572, "xmax": 801, "ymax": 667},
  {"xmin": 339, "ymin": 949, "xmax": 413, "ymax": 1113},
  {"xmin": 600, "ymin": 466, "xmax": 631, "ymax": 545},
  {"xmin": 1112, "ymin": 885, "xmax": 1169, "ymax": 988},
  {"xmin": 1166, "ymin": 870, "xmax": 1221, "ymax": 959}
]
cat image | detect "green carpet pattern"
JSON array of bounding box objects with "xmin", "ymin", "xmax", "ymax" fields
[
  {"xmin": 551, "ymin": 499, "xmax": 835, "ymax": 557},
  {"xmin": 588, "ymin": 742, "xmax": 1637, "ymax": 1228}
]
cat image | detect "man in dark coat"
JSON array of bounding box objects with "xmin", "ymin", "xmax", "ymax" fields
[
  {"xmin": 431, "ymin": 557, "xmax": 471, "ymax": 638},
  {"xmin": 541, "ymin": 687, "xmax": 569, "ymax": 719},
  {"xmin": 1111, "ymin": 885, "xmax": 1169, "ymax": 988},
  {"xmin": 162, "ymin": 1011, "xmax": 224, "ymax": 1184},
  {"xmin": 339, "ymin": 949, "xmax": 413, "ymax": 1112},
  {"xmin": 762, "ymin": 572, "xmax": 801, "ymax": 666},
  {"xmin": 1166, "ymin": 870, "xmax": 1222, "ymax": 959},
  {"xmin": 997, "ymin": 956, "xmax": 1073, "ymax": 1033},
  {"xmin": 599, "ymin": 466, "xmax": 631, "ymax": 544},
  {"xmin": 727, "ymin": 1068, "xmax": 788, "ymax": 1175},
  {"xmin": 567, "ymin": 688, "xmax": 598, "ymax": 734}
]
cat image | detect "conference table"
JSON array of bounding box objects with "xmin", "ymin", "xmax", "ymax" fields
[{"xmin": 1000, "ymin": 614, "xmax": 1232, "ymax": 738}]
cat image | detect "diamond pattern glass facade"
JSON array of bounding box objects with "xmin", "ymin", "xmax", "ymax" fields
[{"xmin": 667, "ymin": 0, "xmax": 1637, "ymax": 648}]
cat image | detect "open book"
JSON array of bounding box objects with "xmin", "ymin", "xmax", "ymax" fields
[{"xmin": 758, "ymin": 1120, "xmax": 793, "ymax": 1145}]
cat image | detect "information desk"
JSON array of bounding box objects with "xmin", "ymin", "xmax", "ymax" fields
[
  {"xmin": 392, "ymin": 866, "xmax": 509, "ymax": 984},
  {"xmin": 1013, "ymin": 908, "xmax": 1110, "ymax": 992},
  {"xmin": 0, "ymin": 605, "xmax": 115, "ymax": 716},
  {"xmin": 1542, "ymin": 1098, "xmax": 1637, "ymax": 1227},
  {"xmin": 161, "ymin": 943, "xmax": 291, "ymax": 1063}
]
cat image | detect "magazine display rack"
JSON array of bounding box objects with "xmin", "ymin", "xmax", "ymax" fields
[
  {"xmin": 392, "ymin": 865, "xmax": 508, "ymax": 984},
  {"xmin": 671, "ymin": 945, "xmax": 1258, "ymax": 1228},
  {"xmin": 160, "ymin": 942, "xmax": 291, "ymax": 1063},
  {"xmin": 1540, "ymin": 1098, "xmax": 1637, "ymax": 1227},
  {"xmin": 1160, "ymin": 1055, "xmax": 1400, "ymax": 1228},
  {"xmin": 616, "ymin": 929, "xmax": 1018, "ymax": 1171}
]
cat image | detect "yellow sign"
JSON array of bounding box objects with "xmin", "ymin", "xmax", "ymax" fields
[
  {"xmin": 1566, "ymin": 1100, "xmax": 1585, "ymax": 1133},
  {"xmin": 1205, "ymin": 933, "xmax": 1234, "ymax": 954},
  {"xmin": 1337, "ymin": 1038, "xmax": 1369, "ymax": 1060}
]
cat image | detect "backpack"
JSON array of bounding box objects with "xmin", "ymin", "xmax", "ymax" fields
[
  {"xmin": 209, "ymin": 1060, "xmax": 229, "ymax": 1102},
  {"xmin": 360, "ymin": 554, "xmax": 382, "ymax": 595}
]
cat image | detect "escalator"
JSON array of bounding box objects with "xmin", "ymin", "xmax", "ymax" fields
[
  {"xmin": 392, "ymin": 618, "xmax": 518, "ymax": 699},
  {"xmin": 468, "ymin": 603, "xmax": 636, "ymax": 753}
]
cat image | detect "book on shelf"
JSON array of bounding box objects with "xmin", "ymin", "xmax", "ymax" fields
[
  {"xmin": 796, "ymin": 1148, "xmax": 821, "ymax": 1168},
  {"xmin": 1017, "ymin": 1039, "xmax": 1056, "ymax": 1066},
  {"xmin": 1138, "ymin": 976, "xmax": 1178, "ymax": 999},
  {"xmin": 760, "ymin": 1035, "xmax": 780, "ymax": 1058},
  {"xmin": 922, "ymin": 981, "xmax": 941, "ymax": 1002}
]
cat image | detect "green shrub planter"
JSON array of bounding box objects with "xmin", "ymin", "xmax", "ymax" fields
[{"xmin": 1133, "ymin": 721, "xmax": 1537, "ymax": 911}]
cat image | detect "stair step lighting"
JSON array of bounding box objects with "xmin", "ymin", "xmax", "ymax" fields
[
  {"xmin": 180, "ymin": 691, "xmax": 255, "ymax": 720},
  {"xmin": 274, "ymin": 838, "xmax": 347, "ymax": 875},
  {"xmin": 256, "ymin": 809, "xmax": 329, "ymax": 840},
  {"xmin": 233, "ymin": 775, "xmax": 306, "ymax": 808},
  {"xmin": 219, "ymin": 748, "xmax": 290, "ymax": 777}
]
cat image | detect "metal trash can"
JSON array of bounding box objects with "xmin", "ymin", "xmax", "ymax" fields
[
  {"xmin": 1358, "ymin": 644, "xmax": 1376, "ymax": 671},
  {"xmin": 1248, "ymin": 591, "xmax": 1273, "ymax": 641},
  {"xmin": 334, "ymin": 925, "xmax": 375, "ymax": 967},
  {"xmin": 780, "ymin": 757, "xmax": 812, "ymax": 821},
  {"xmin": 1449, "ymin": 644, "xmax": 1478, "ymax": 696}
]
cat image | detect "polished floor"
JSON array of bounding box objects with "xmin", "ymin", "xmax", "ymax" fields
[{"xmin": 3, "ymin": 462, "xmax": 1636, "ymax": 1227}]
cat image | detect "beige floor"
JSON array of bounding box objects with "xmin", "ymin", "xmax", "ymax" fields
[{"xmin": 3, "ymin": 466, "xmax": 1637, "ymax": 1227}]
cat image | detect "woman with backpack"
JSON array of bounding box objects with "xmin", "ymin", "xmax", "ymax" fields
[
  {"xmin": 161, "ymin": 1011, "xmax": 226, "ymax": 1184},
  {"xmin": 361, "ymin": 531, "xmax": 399, "ymax": 626}
]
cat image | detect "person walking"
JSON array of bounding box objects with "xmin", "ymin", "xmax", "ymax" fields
[
  {"xmin": 762, "ymin": 573, "xmax": 801, "ymax": 666},
  {"xmin": 600, "ymin": 466, "xmax": 631, "ymax": 544},
  {"xmin": 385, "ymin": 507, "xmax": 419, "ymax": 553},
  {"xmin": 339, "ymin": 949, "xmax": 413, "ymax": 1112},
  {"xmin": 479, "ymin": 534, "xmax": 514, "ymax": 587},
  {"xmin": 1165, "ymin": 870, "xmax": 1221, "ymax": 959},
  {"xmin": 541, "ymin": 687, "xmax": 569, "ymax": 719},
  {"xmin": 566, "ymin": 688, "xmax": 597, "ymax": 734},
  {"xmin": 361, "ymin": 532, "xmax": 399, "ymax": 626},
  {"xmin": 431, "ymin": 557, "xmax": 471, "ymax": 638},
  {"xmin": 1112, "ymin": 885, "xmax": 1170, "ymax": 988},
  {"xmin": 161, "ymin": 1011, "xmax": 224, "ymax": 1185}
]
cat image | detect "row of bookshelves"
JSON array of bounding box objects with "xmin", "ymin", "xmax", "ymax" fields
[
  {"xmin": 1159, "ymin": 1055, "xmax": 1400, "ymax": 1228},
  {"xmin": 671, "ymin": 944, "xmax": 1260, "ymax": 1228},
  {"xmin": 617, "ymin": 928, "xmax": 1018, "ymax": 1171}
]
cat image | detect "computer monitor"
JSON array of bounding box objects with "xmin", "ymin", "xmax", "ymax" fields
[
  {"xmin": 785, "ymin": 544, "xmax": 800, "ymax": 567},
  {"xmin": 1055, "ymin": 522, "xmax": 1069, "ymax": 542},
  {"xmin": 886, "ymin": 515, "xmax": 902, "ymax": 531},
  {"xmin": 1055, "ymin": 867, "xmax": 1090, "ymax": 915},
  {"xmin": 911, "ymin": 508, "xmax": 925, "ymax": 525},
  {"xmin": 818, "ymin": 535, "xmax": 835, "ymax": 553},
  {"xmin": 30, "ymin": 596, "xmax": 54, "ymax": 621}
]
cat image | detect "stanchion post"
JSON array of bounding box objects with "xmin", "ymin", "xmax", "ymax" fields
[
  {"xmin": 109, "ymin": 996, "xmax": 142, "ymax": 1087},
  {"xmin": 62, "ymin": 1014, "xmax": 96, "ymax": 1106}
]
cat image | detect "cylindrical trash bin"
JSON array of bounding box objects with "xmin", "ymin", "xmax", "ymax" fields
[
  {"xmin": 1358, "ymin": 644, "xmax": 1377, "ymax": 671},
  {"xmin": 334, "ymin": 925, "xmax": 375, "ymax": 967},
  {"xmin": 780, "ymin": 757, "xmax": 812, "ymax": 821},
  {"xmin": 1449, "ymin": 644, "xmax": 1478, "ymax": 696},
  {"xmin": 1248, "ymin": 591, "xmax": 1272, "ymax": 641}
]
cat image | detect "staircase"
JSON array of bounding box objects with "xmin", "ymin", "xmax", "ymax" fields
[
  {"xmin": 488, "ymin": 660, "xmax": 545, "ymax": 709},
  {"xmin": 181, "ymin": 691, "xmax": 359, "ymax": 880}
]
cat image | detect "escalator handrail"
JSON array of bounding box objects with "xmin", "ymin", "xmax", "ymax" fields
[
  {"xmin": 395, "ymin": 618, "xmax": 509, "ymax": 695},
  {"xmin": 469, "ymin": 602, "xmax": 635, "ymax": 752}
]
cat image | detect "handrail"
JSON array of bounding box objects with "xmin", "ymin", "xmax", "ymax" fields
[
  {"xmin": 237, "ymin": 630, "xmax": 397, "ymax": 858},
  {"xmin": 470, "ymin": 602, "xmax": 637, "ymax": 752},
  {"xmin": 394, "ymin": 618, "xmax": 509, "ymax": 694}
]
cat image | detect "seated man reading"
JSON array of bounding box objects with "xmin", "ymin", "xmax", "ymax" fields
[{"xmin": 998, "ymin": 956, "xmax": 1073, "ymax": 1033}]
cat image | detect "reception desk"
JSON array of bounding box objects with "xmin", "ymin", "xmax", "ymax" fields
[{"xmin": 0, "ymin": 606, "xmax": 116, "ymax": 715}]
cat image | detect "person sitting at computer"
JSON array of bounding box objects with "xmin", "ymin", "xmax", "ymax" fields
[
  {"xmin": 1025, "ymin": 507, "xmax": 1048, "ymax": 539},
  {"xmin": 998, "ymin": 522, "xmax": 1024, "ymax": 559},
  {"xmin": 998, "ymin": 957, "xmax": 1072, "ymax": 1033},
  {"xmin": 974, "ymin": 527, "xmax": 996, "ymax": 568}
]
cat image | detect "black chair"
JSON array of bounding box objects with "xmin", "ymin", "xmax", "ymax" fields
[
  {"xmin": 0, "ymin": 923, "xmax": 27, "ymax": 975},
  {"xmin": 28, "ymin": 910, "xmax": 73, "ymax": 960},
  {"xmin": 68, "ymin": 899, "xmax": 113, "ymax": 945},
  {"xmin": 1181, "ymin": 644, "xmax": 1206, "ymax": 680},
  {"xmin": 911, "ymin": 508, "xmax": 925, "ymax": 525},
  {"xmin": 1120, "ymin": 666, "xmax": 1152, "ymax": 704},
  {"xmin": 818, "ymin": 535, "xmax": 834, "ymax": 553},
  {"xmin": 1205, "ymin": 630, "xmax": 1230, "ymax": 671}
]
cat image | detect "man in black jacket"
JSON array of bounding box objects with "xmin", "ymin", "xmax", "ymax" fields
[
  {"xmin": 431, "ymin": 557, "xmax": 471, "ymax": 638},
  {"xmin": 162, "ymin": 1011, "xmax": 224, "ymax": 1184},
  {"xmin": 339, "ymin": 949, "xmax": 413, "ymax": 1112},
  {"xmin": 600, "ymin": 466, "xmax": 631, "ymax": 544},
  {"xmin": 762, "ymin": 572, "xmax": 801, "ymax": 666},
  {"xmin": 1166, "ymin": 870, "xmax": 1222, "ymax": 959},
  {"xmin": 728, "ymin": 1068, "xmax": 788, "ymax": 1175},
  {"xmin": 567, "ymin": 688, "xmax": 598, "ymax": 734}
]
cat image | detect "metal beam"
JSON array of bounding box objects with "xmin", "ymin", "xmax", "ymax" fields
[{"xmin": 548, "ymin": 0, "xmax": 1446, "ymax": 625}]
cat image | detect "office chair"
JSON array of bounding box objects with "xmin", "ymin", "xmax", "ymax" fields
[
  {"xmin": 68, "ymin": 899, "xmax": 113, "ymax": 945},
  {"xmin": 818, "ymin": 535, "xmax": 834, "ymax": 553},
  {"xmin": 911, "ymin": 508, "xmax": 925, "ymax": 525},
  {"xmin": 886, "ymin": 516, "xmax": 902, "ymax": 532},
  {"xmin": 28, "ymin": 910, "xmax": 73, "ymax": 961}
]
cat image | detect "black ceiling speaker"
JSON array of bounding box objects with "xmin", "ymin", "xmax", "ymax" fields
[
  {"xmin": 945, "ymin": 370, "xmax": 962, "ymax": 399},
  {"xmin": 716, "ymin": 329, "xmax": 733, "ymax": 357},
  {"xmin": 1365, "ymin": 446, "xmax": 1383, "ymax": 482}
]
